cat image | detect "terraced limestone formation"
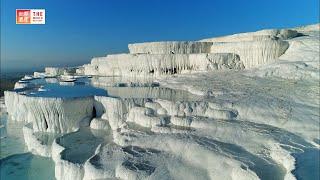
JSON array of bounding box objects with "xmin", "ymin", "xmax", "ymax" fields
[{"xmin": 2, "ymin": 24, "xmax": 319, "ymax": 180}]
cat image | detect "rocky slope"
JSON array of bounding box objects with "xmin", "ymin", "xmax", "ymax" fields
[{"xmin": 2, "ymin": 24, "xmax": 319, "ymax": 180}]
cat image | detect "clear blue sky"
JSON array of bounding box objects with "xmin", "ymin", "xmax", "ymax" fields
[{"xmin": 1, "ymin": 0, "xmax": 319, "ymax": 72}]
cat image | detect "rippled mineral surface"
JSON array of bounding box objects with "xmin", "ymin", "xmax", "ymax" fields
[{"xmin": 1, "ymin": 24, "xmax": 319, "ymax": 180}]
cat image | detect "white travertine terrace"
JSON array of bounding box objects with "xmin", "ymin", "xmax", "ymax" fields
[
  {"xmin": 4, "ymin": 91, "xmax": 94, "ymax": 133},
  {"xmin": 45, "ymin": 67, "xmax": 67, "ymax": 76},
  {"xmin": 84, "ymin": 53, "xmax": 244, "ymax": 76},
  {"xmin": 22, "ymin": 125, "xmax": 54, "ymax": 157},
  {"xmin": 94, "ymin": 96, "xmax": 126, "ymax": 130},
  {"xmin": 209, "ymin": 40, "xmax": 289, "ymax": 68},
  {"xmin": 45, "ymin": 67, "xmax": 78, "ymax": 76},
  {"xmin": 90, "ymin": 118, "xmax": 109, "ymax": 130},
  {"xmin": 81, "ymin": 28, "xmax": 299, "ymax": 77},
  {"xmin": 200, "ymin": 29, "xmax": 298, "ymax": 42},
  {"xmin": 128, "ymin": 41, "xmax": 213, "ymax": 54},
  {"xmin": 2, "ymin": 24, "xmax": 319, "ymax": 180}
]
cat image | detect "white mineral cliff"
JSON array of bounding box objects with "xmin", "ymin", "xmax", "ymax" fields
[
  {"xmin": 84, "ymin": 52, "xmax": 244, "ymax": 76},
  {"xmin": 4, "ymin": 91, "xmax": 94, "ymax": 133},
  {"xmin": 128, "ymin": 41, "xmax": 213, "ymax": 54},
  {"xmin": 81, "ymin": 26, "xmax": 305, "ymax": 77},
  {"xmin": 209, "ymin": 40, "xmax": 289, "ymax": 68},
  {"xmin": 2, "ymin": 23, "xmax": 319, "ymax": 180}
]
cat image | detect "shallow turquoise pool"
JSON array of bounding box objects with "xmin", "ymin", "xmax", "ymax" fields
[{"xmin": 0, "ymin": 114, "xmax": 56, "ymax": 180}]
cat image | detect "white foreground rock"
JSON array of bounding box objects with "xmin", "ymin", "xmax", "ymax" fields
[
  {"xmin": 90, "ymin": 118, "xmax": 109, "ymax": 130},
  {"xmin": 4, "ymin": 91, "xmax": 94, "ymax": 133},
  {"xmin": 3, "ymin": 23, "xmax": 319, "ymax": 180},
  {"xmin": 94, "ymin": 96, "xmax": 127, "ymax": 130},
  {"xmin": 22, "ymin": 124, "xmax": 54, "ymax": 157}
]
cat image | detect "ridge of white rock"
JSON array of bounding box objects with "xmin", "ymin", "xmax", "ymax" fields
[
  {"xmin": 158, "ymin": 70, "xmax": 320, "ymax": 146},
  {"xmin": 76, "ymin": 96, "xmax": 309, "ymax": 179},
  {"xmin": 200, "ymin": 29, "xmax": 298, "ymax": 42},
  {"xmin": 22, "ymin": 124, "xmax": 56, "ymax": 157},
  {"xmin": 293, "ymin": 23, "xmax": 319, "ymax": 32},
  {"xmin": 126, "ymin": 106, "xmax": 162, "ymax": 128},
  {"xmin": 52, "ymin": 138, "xmax": 84, "ymax": 180},
  {"xmin": 209, "ymin": 39, "xmax": 289, "ymax": 68},
  {"xmin": 251, "ymin": 24, "xmax": 320, "ymax": 80},
  {"xmin": 0, "ymin": 97, "xmax": 7, "ymax": 115},
  {"xmin": 90, "ymin": 118, "xmax": 110, "ymax": 130},
  {"xmin": 84, "ymin": 53, "xmax": 244, "ymax": 76},
  {"xmin": 2, "ymin": 23, "xmax": 319, "ymax": 180},
  {"xmin": 4, "ymin": 91, "xmax": 94, "ymax": 133},
  {"xmin": 94, "ymin": 96, "xmax": 127, "ymax": 130},
  {"xmin": 154, "ymin": 99, "xmax": 237, "ymax": 120},
  {"xmin": 128, "ymin": 41, "xmax": 213, "ymax": 54},
  {"xmin": 81, "ymin": 25, "xmax": 308, "ymax": 77},
  {"xmin": 52, "ymin": 127, "xmax": 105, "ymax": 180},
  {"xmin": 45, "ymin": 67, "xmax": 78, "ymax": 76},
  {"xmin": 112, "ymin": 96, "xmax": 318, "ymax": 179}
]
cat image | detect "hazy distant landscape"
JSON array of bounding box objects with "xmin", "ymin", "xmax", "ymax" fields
[{"xmin": 0, "ymin": 72, "xmax": 30, "ymax": 96}]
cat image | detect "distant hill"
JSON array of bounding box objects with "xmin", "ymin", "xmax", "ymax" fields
[{"xmin": 0, "ymin": 72, "xmax": 32, "ymax": 96}]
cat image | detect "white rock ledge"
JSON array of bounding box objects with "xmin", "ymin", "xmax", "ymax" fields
[
  {"xmin": 84, "ymin": 53, "xmax": 244, "ymax": 76},
  {"xmin": 128, "ymin": 41, "xmax": 213, "ymax": 54},
  {"xmin": 210, "ymin": 40, "xmax": 289, "ymax": 68},
  {"xmin": 4, "ymin": 91, "xmax": 94, "ymax": 133}
]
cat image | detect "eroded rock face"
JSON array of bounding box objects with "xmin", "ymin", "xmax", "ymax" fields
[
  {"xmin": 52, "ymin": 128, "xmax": 105, "ymax": 180},
  {"xmin": 45, "ymin": 67, "xmax": 78, "ymax": 76},
  {"xmin": 81, "ymin": 96, "xmax": 312, "ymax": 180},
  {"xmin": 210, "ymin": 40, "xmax": 289, "ymax": 68},
  {"xmin": 84, "ymin": 28, "xmax": 298, "ymax": 77},
  {"xmin": 90, "ymin": 118, "xmax": 109, "ymax": 130},
  {"xmin": 4, "ymin": 91, "xmax": 94, "ymax": 133},
  {"xmin": 3, "ymin": 24, "xmax": 319, "ymax": 180},
  {"xmin": 23, "ymin": 125, "xmax": 57, "ymax": 157},
  {"xmin": 197, "ymin": 28, "xmax": 298, "ymax": 69},
  {"xmin": 94, "ymin": 96, "xmax": 127, "ymax": 130},
  {"xmin": 45, "ymin": 67, "xmax": 67, "ymax": 76},
  {"xmin": 84, "ymin": 53, "xmax": 244, "ymax": 76},
  {"xmin": 128, "ymin": 41, "xmax": 213, "ymax": 54},
  {"xmin": 189, "ymin": 53, "xmax": 244, "ymax": 70}
]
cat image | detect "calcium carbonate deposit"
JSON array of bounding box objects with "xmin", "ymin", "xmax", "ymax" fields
[{"xmin": 1, "ymin": 24, "xmax": 319, "ymax": 180}]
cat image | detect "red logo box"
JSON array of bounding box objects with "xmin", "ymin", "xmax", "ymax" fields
[{"xmin": 16, "ymin": 9, "xmax": 31, "ymax": 24}]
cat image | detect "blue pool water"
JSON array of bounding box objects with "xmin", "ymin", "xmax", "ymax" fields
[
  {"xmin": 1, "ymin": 77, "xmax": 108, "ymax": 180},
  {"xmin": 27, "ymin": 83, "xmax": 107, "ymax": 98},
  {"xmin": 0, "ymin": 114, "xmax": 56, "ymax": 180},
  {"xmin": 0, "ymin": 153, "xmax": 55, "ymax": 180},
  {"xmin": 293, "ymin": 148, "xmax": 320, "ymax": 180},
  {"xmin": 14, "ymin": 77, "xmax": 107, "ymax": 98}
]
